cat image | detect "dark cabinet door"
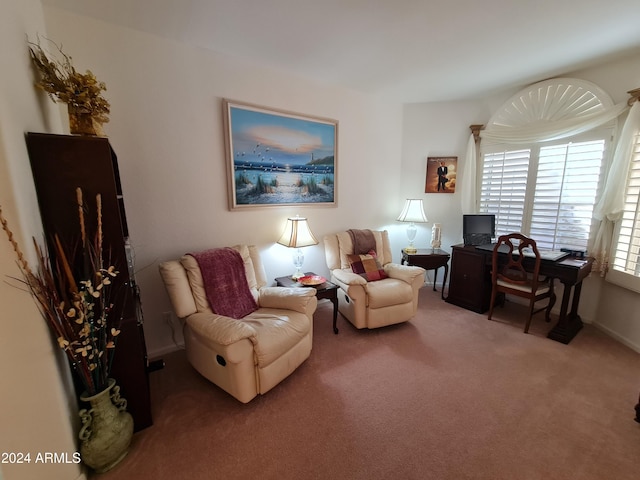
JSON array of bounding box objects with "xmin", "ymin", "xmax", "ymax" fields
[
  {"xmin": 26, "ymin": 132, "xmax": 152, "ymax": 431},
  {"xmin": 446, "ymin": 245, "xmax": 491, "ymax": 313}
]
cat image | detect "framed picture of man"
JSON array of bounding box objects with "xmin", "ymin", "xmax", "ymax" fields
[{"xmin": 425, "ymin": 156, "xmax": 457, "ymax": 193}]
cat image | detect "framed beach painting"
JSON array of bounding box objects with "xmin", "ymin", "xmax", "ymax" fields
[{"xmin": 223, "ymin": 100, "xmax": 338, "ymax": 210}]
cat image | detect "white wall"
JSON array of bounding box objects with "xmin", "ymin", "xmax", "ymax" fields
[
  {"xmin": 41, "ymin": 7, "xmax": 640, "ymax": 357},
  {"xmin": 42, "ymin": 7, "xmax": 406, "ymax": 357},
  {"xmin": 3, "ymin": 2, "xmax": 637, "ymax": 477},
  {"xmin": 400, "ymin": 51, "xmax": 640, "ymax": 349},
  {"xmin": 400, "ymin": 99, "xmax": 498, "ymax": 253},
  {"xmin": 0, "ymin": 1, "xmax": 86, "ymax": 479}
]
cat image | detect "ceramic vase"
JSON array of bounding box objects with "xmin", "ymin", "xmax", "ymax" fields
[
  {"xmin": 68, "ymin": 104, "xmax": 105, "ymax": 136},
  {"xmin": 431, "ymin": 223, "xmax": 442, "ymax": 249},
  {"xmin": 78, "ymin": 378, "xmax": 134, "ymax": 473}
]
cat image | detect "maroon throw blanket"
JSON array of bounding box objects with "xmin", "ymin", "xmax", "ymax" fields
[
  {"xmin": 348, "ymin": 229, "xmax": 376, "ymax": 255},
  {"xmin": 189, "ymin": 248, "xmax": 258, "ymax": 319}
]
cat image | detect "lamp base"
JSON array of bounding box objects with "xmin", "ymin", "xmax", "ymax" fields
[
  {"xmin": 404, "ymin": 246, "xmax": 418, "ymax": 254},
  {"xmin": 291, "ymin": 269, "xmax": 305, "ymax": 281},
  {"xmin": 290, "ymin": 248, "xmax": 305, "ymax": 281}
]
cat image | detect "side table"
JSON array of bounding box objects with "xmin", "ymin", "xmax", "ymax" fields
[
  {"xmin": 275, "ymin": 272, "xmax": 339, "ymax": 334},
  {"xmin": 401, "ymin": 248, "xmax": 450, "ymax": 300}
]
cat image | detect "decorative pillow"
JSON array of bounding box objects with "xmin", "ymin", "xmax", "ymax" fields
[{"xmin": 348, "ymin": 253, "xmax": 388, "ymax": 282}]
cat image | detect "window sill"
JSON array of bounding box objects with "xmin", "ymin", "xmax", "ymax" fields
[{"xmin": 606, "ymin": 269, "xmax": 640, "ymax": 294}]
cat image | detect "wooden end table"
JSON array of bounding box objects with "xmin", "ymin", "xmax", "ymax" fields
[
  {"xmin": 275, "ymin": 272, "xmax": 339, "ymax": 334},
  {"xmin": 401, "ymin": 248, "xmax": 450, "ymax": 300}
]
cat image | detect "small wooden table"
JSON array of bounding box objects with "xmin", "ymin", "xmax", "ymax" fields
[
  {"xmin": 275, "ymin": 272, "xmax": 339, "ymax": 334},
  {"xmin": 401, "ymin": 248, "xmax": 450, "ymax": 299}
]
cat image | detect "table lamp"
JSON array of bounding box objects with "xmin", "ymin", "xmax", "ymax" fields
[
  {"xmin": 277, "ymin": 215, "xmax": 319, "ymax": 280},
  {"xmin": 396, "ymin": 199, "xmax": 428, "ymax": 254}
]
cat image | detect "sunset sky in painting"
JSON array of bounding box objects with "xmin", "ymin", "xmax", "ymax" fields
[{"xmin": 230, "ymin": 105, "xmax": 335, "ymax": 165}]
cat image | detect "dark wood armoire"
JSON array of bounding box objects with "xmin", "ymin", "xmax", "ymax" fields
[{"xmin": 25, "ymin": 132, "xmax": 152, "ymax": 431}]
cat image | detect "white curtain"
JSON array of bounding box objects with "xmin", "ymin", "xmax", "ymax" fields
[
  {"xmin": 591, "ymin": 101, "xmax": 640, "ymax": 275},
  {"xmin": 479, "ymin": 101, "xmax": 629, "ymax": 145},
  {"xmin": 460, "ymin": 133, "xmax": 477, "ymax": 214},
  {"xmin": 463, "ymin": 98, "xmax": 631, "ymax": 228}
]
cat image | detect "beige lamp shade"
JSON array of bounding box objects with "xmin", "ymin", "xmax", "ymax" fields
[
  {"xmin": 396, "ymin": 199, "xmax": 428, "ymax": 223},
  {"xmin": 397, "ymin": 199, "xmax": 427, "ymax": 254},
  {"xmin": 277, "ymin": 216, "xmax": 318, "ymax": 280},
  {"xmin": 277, "ymin": 216, "xmax": 319, "ymax": 248}
]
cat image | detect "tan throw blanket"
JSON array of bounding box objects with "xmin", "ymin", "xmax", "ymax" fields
[
  {"xmin": 189, "ymin": 248, "xmax": 258, "ymax": 319},
  {"xmin": 348, "ymin": 229, "xmax": 376, "ymax": 255}
]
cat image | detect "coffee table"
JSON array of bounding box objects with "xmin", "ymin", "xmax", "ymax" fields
[{"xmin": 275, "ymin": 272, "xmax": 339, "ymax": 334}]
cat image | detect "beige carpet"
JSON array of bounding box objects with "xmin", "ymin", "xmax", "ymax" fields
[{"xmin": 93, "ymin": 287, "xmax": 640, "ymax": 479}]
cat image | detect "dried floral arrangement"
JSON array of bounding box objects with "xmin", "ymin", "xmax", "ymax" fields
[
  {"xmin": 0, "ymin": 188, "xmax": 123, "ymax": 396},
  {"xmin": 28, "ymin": 37, "xmax": 110, "ymax": 127}
]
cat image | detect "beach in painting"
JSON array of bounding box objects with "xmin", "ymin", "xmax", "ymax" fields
[
  {"xmin": 234, "ymin": 160, "xmax": 334, "ymax": 204},
  {"xmin": 229, "ymin": 105, "xmax": 336, "ymax": 205}
]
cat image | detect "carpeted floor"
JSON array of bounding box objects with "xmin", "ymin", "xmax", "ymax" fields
[{"xmin": 92, "ymin": 287, "xmax": 640, "ymax": 479}]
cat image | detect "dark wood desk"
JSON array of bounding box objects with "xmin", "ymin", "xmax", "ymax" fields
[
  {"xmin": 533, "ymin": 256, "xmax": 593, "ymax": 344},
  {"xmin": 275, "ymin": 273, "xmax": 339, "ymax": 334},
  {"xmin": 401, "ymin": 248, "xmax": 450, "ymax": 299},
  {"xmin": 447, "ymin": 244, "xmax": 593, "ymax": 344}
]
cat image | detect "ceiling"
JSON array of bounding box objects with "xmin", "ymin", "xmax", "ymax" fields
[{"xmin": 41, "ymin": 0, "xmax": 640, "ymax": 103}]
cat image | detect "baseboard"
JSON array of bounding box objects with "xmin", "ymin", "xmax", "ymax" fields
[
  {"xmin": 464, "ymin": 295, "xmax": 639, "ymax": 353},
  {"xmin": 592, "ymin": 322, "xmax": 640, "ymax": 354},
  {"xmin": 148, "ymin": 342, "xmax": 185, "ymax": 361}
]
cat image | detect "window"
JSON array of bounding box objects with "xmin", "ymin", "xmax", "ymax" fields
[
  {"xmin": 481, "ymin": 148, "xmax": 529, "ymax": 235},
  {"xmin": 476, "ymin": 78, "xmax": 616, "ymax": 251},
  {"xmin": 480, "ymin": 136, "xmax": 608, "ymax": 250},
  {"xmin": 609, "ymin": 132, "xmax": 640, "ymax": 292}
]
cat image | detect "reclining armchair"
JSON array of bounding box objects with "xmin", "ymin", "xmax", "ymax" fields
[
  {"xmin": 159, "ymin": 244, "xmax": 317, "ymax": 403},
  {"xmin": 324, "ymin": 230, "xmax": 425, "ymax": 329}
]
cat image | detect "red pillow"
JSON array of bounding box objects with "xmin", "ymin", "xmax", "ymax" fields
[{"xmin": 348, "ymin": 254, "xmax": 388, "ymax": 282}]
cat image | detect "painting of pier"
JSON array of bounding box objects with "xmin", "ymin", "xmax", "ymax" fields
[{"xmin": 224, "ymin": 100, "xmax": 337, "ymax": 209}]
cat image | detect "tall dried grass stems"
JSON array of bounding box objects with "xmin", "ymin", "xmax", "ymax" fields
[{"xmin": 0, "ymin": 188, "xmax": 123, "ymax": 396}]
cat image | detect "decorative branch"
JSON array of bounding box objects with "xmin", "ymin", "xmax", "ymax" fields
[
  {"xmin": 0, "ymin": 205, "xmax": 33, "ymax": 277},
  {"xmin": 0, "ymin": 190, "xmax": 122, "ymax": 396},
  {"xmin": 28, "ymin": 36, "xmax": 110, "ymax": 125}
]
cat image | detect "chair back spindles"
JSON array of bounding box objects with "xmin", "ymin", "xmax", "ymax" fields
[{"xmin": 488, "ymin": 233, "xmax": 556, "ymax": 333}]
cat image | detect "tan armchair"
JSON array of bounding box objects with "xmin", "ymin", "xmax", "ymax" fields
[
  {"xmin": 159, "ymin": 244, "xmax": 317, "ymax": 403},
  {"xmin": 324, "ymin": 230, "xmax": 425, "ymax": 329}
]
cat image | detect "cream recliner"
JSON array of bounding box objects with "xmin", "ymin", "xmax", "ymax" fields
[
  {"xmin": 324, "ymin": 230, "xmax": 425, "ymax": 329},
  {"xmin": 159, "ymin": 244, "xmax": 317, "ymax": 403}
]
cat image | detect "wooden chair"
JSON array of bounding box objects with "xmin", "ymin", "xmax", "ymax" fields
[{"xmin": 488, "ymin": 233, "xmax": 556, "ymax": 333}]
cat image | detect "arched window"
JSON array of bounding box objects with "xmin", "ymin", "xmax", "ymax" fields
[{"xmin": 478, "ymin": 78, "xmax": 616, "ymax": 251}]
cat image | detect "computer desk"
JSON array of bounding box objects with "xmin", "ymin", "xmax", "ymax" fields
[{"xmin": 446, "ymin": 244, "xmax": 594, "ymax": 344}]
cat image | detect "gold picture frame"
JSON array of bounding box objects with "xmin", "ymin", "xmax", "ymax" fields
[
  {"xmin": 223, "ymin": 99, "xmax": 338, "ymax": 210},
  {"xmin": 425, "ymin": 156, "xmax": 457, "ymax": 193}
]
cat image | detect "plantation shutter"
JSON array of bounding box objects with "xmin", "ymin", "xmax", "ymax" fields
[
  {"xmin": 476, "ymin": 79, "xmax": 616, "ymax": 254},
  {"xmin": 479, "ymin": 149, "xmax": 530, "ymax": 236},
  {"xmin": 530, "ymin": 140, "xmax": 605, "ymax": 250},
  {"xmin": 612, "ymin": 134, "xmax": 640, "ymax": 277}
]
